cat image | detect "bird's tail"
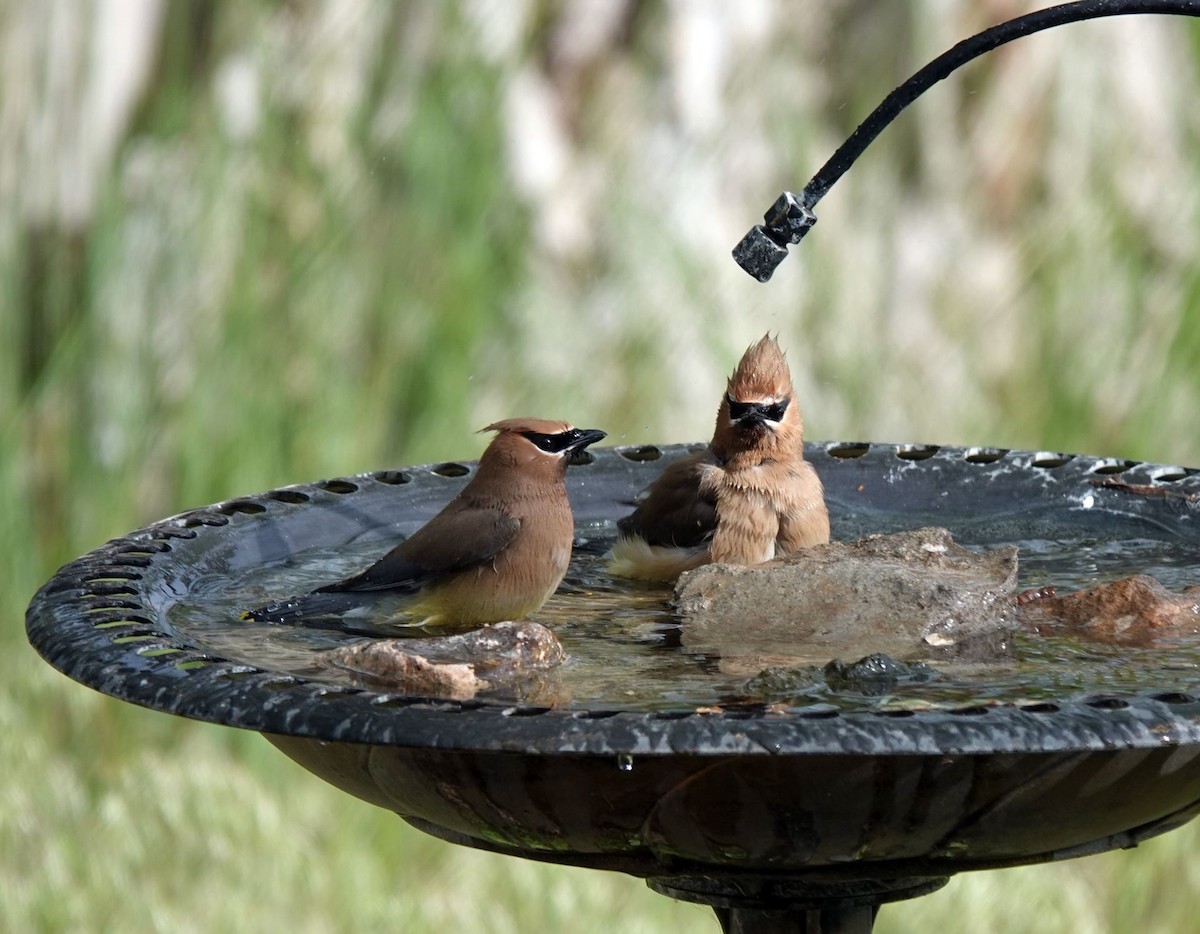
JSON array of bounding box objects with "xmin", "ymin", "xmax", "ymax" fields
[
  {"xmin": 605, "ymin": 536, "xmax": 709, "ymax": 582},
  {"xmin": 240, "ymin": 590, "xmax": 363, "ymax": 628},
  {"xmin": 240, "ymin": 589, "xmax": 433, "ymax": 638}
]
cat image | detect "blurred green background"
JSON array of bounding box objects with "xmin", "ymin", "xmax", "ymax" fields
[{"xmin": 7, "ymin": 1, "xmax": 1200, "ymax": 930}]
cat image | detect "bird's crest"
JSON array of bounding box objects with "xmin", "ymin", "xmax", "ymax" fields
[
  {"xmin": 482, "ymin": 417, "xmax": 574, "ymax": 436},
  {"xmin": 727, "ymin": 334, "xmax": 793, "ymax": 402}
]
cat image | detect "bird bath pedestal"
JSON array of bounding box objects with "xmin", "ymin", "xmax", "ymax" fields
[{"xmin": 26, "ymin": 442, "xmax": 1200, "ymax": 933}]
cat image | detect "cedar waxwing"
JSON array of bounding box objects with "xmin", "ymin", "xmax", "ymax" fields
[
  {"xmin": 607, "ymin": 335, "xmax": 828, "ymax": 581},
  {"xmin": 244, "ymin": 418, "xmax": 606, "ymax": 631}
]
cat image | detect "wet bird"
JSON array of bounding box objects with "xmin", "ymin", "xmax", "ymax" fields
[
  {"xmin": 244, "ymin": 418, "xmax": 606, "ymax": 631},
  {"xmin": 607, "ymin": 334, "xmax": 828, "ymax": 581}
]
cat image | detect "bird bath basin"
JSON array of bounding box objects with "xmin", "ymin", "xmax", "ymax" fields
[{"xmin": 26, "ymin": 441, "xmax": 1200, "ymax": 932}]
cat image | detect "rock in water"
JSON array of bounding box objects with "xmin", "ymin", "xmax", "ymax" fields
[
  {"xmin": 316, "ymin": 620, "xmax": 566, "ymax": 700},
  {"xmin": 673, "ymin": 527, "xmax": 1018, "ymax": 664},
  {"xmin": 1020, "ymin": 575, "xmax": 1200, "ymax": 645},
  {"xmin": 322, "ymin": 647, "xmax": 484, "ymax": 699}
]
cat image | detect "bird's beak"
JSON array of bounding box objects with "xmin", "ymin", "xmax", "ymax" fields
[
  {"xmin": 564, "ymin": 428, "xmax": 607, "ymax": 452},
  {"xmin": 729, "ymin": 403, "xmax": 769, "ymax": 426}
]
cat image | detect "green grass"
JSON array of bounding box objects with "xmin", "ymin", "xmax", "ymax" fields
[
  {"xmin": 0, "ymin": 685, "xmax": 704, "ymax": 932},
  {"xmin": 8, "ymin": 3, "xmax": 1200, "ymax": 931}
]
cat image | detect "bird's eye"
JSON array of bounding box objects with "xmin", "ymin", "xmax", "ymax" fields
[
  {"xmin": 517, "ymin": 427, "xmax": 605, "ymax": 455},
  {"xmin": 521, "ymin": 431, "xmax": 563, "ymax": 452},
  {"xmin": 521, "ymin": 430, "xmax": 588, "ymax": 453},
  {"xmin": 727, "ymin": 399, "xmax": 754, "ymax": 421},
  {"xmin": 762, "ymin": 400, "xmax": 789, "ymax": 422}
]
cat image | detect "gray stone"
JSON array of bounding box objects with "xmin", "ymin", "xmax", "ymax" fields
[{"xmin": 674, "ymin": 527, "xmax": 1018, "ymax": 665}]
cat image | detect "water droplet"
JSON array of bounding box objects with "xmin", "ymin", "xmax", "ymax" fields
[{"xmin": 616, "ymin": 754, "xmax": 634, "ymax": 772}]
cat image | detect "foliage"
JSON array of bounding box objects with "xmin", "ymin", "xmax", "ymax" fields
[{"xmin": 5, "ymin": 3, "xmax": 1200, "ymax": 930}]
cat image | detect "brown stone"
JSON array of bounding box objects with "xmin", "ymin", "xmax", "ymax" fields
[
  {"xmin": 320, "ymin": 644, "xmax": 483, "ymax": 698},
  {"xmin": 1020, "ymin": 575, "xmax": 1200, "ymax": 645},
  {"xmin": 316, "ymin": 620, "xmax": 566, "ymax": 699}
]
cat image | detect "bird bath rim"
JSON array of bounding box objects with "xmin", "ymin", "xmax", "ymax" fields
[{"xmin": 25, "ymin": 440, "xmax": 1200, "ymax": 758}]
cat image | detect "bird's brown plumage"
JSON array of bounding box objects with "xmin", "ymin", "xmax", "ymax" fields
[
  {"xmin": 244, "ymin": 418, "xmax": 606, "ymax": 629},
  {"xmin": 608, "ymin": 335, "xmax": 828, "ymax": 581}
]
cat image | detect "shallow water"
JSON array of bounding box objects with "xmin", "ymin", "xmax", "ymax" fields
[{"xmin": 165, "ymin": 532, "xmax": 1200, "ymax": 714}]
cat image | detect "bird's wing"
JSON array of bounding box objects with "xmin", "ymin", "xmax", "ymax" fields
[
  {"xmin": 617, "ymin": 451, "xmax": 718, "ymax": 548},
  {"xmin": 318, "ymin": 506, "xmax": 521, "ymax": 594}
]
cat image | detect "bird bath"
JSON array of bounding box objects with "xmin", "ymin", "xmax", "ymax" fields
[{"xmin": 25, "ymin": 441, "xmax": 1200, "ymax": 933}]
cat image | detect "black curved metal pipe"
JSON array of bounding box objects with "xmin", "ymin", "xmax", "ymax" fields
[{"xmin": 733, "ymin": 0, "xmax": 1200, "ymax": 281}]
